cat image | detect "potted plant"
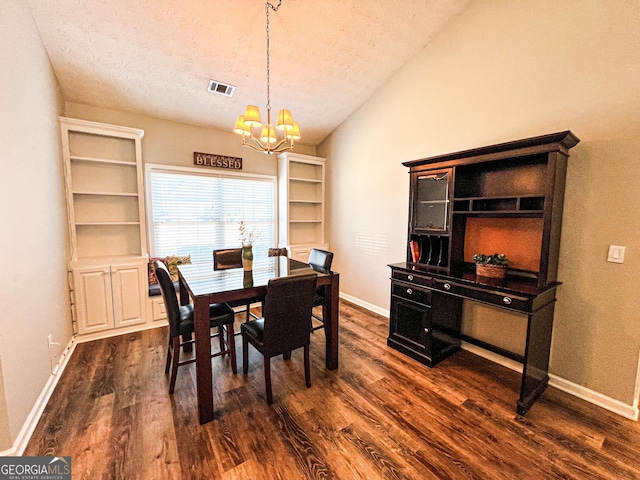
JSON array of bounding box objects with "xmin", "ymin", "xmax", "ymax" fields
[{"xmin": 473, "ymin": 253, "xmax": 508, "ymax": 279}]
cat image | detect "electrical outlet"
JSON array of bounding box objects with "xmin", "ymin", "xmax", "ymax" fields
[
  {"xmin": 607, "ymin": 245, "xmax": 626, "ymax": 264},
  {"xmin": 48, "ymin": 334, "xmax": 61, "ymax": 373}
]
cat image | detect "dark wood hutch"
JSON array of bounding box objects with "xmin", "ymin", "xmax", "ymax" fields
[{"xmin": 388, "ymin": 131, "xmax": 579, "ymax": 415}]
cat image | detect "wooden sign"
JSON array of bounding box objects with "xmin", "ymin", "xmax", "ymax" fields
[{"xmin": 194, "ymin": 152, "xmax": 242, "ymax": 170}]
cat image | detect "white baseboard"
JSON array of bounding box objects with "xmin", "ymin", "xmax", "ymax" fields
[
  {"xmin": 460, "ymin": 341, "xmax": 523, "ymax": 373},
  {"xmin": 0, "ymin": 336, "xmax": 77, "ymax": 456},
  {"xmin": 346, "ymin": 293, "xmax": 638, "ymax": 422},
  {"xmin": 74, "ymin": 322, "xmax": 165, "ymax": 344},
  {"xmin": 339, "ymin": 292, "xmax": 389, "ymax": 318},
  {"xmin": 548, "ymin": 374, "xmax": 639, "ymax": 421},
  {"xmin": 459, "ymin": 341, "xmax": 638, "ymax": 420}
]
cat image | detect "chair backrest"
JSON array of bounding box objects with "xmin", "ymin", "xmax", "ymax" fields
[
  {"xmin": 308, "ymin": 248, "xmax": 334, "ymax": 272},
  {"xmin": 153, "ymin": 261, "xmax": 183, "ymax": 337},
  {"xmin": 213, "ymin": 248, "xmax": 243, "ymax": 270},
  {"xmin": 262, "ymin": 274, "xmax": 317, "ymax": 357}
]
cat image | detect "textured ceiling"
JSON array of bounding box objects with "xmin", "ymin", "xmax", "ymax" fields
[{"xmin": 27, "ymin": 0, "xmax": 471, "ymax": 145}]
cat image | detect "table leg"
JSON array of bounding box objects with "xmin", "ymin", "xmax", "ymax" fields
[
  {"xmin": 194, "ymin": 297, "xmax": 214, "ymax": 424},
  {"xmin": 323, "ymin": 273, "xmax": 339, "ymax": 370}
]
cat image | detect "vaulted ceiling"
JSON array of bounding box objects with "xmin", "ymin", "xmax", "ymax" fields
[{"xmin": 27, "ymin": 0, "xmax": 471, "ymax": 145}]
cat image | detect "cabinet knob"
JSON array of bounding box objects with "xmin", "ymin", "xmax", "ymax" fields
[
  {"xmin": 443, "ymin": 283, "xmax": 451, "ymax": 290},
  {"xmin": 424, "ymin": 328, "xmax": 429, "ymax": 334},
  {"xmin": 503, "ymin": 296, "xmax": 512, "ymax": 305},
  {"xmin": 406, "ymin": 288, "xmax": 413, "ymax": 295},
  {"xmin": 408, "ymin": 275, "xmax": 414, "ymax": 281}
]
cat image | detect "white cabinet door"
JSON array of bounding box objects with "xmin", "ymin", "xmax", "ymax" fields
[
  {"xmin": 74, "ymin": 267, "xmax": 113, "ymax": 334},
  {"xmin": 73, "ymin": 261, "xmax": 147, "ymax": 335},
  {"xmin": 150, "ymin": 297, "xmax": 168, "ymax": 323},
  {"xmin": 111, "ymin": 263, "xmax": 146, "ymax": 328}
]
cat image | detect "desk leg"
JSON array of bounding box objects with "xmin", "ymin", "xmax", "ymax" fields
[
  {"xmin": 194, "ymin": 297, "xmax": 214, "ymax": 424},
  {"xmin": 323, "ymin": 273, "xmax": 339, "ymax": 370},
  {"xmin": 517, "ymin": 301, "xmax": 555, "ymax": 415}
]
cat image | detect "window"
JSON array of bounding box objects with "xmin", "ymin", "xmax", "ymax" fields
[{"xmin": 147, "ymin": 166, "xmax": 276, "ymax": 275}]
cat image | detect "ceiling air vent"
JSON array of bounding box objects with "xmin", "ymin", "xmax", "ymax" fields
[{"xmin": 208, "ymin": 79, "xmax": 235, "ymax": 97}]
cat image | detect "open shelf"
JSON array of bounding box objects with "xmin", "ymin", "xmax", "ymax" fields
[
  {"xmin": 61, "ymin": 117, "xmax": 147, "ymax": 263},
  {"xmin": 68, "ymin": 130, "xmax": 136, "ymax": 162},
  {"xmin": 278, "ymin": 153, "xmax": 326, "ymax": 250},
  {"xmin": 70, "ymin": 155, "xmax": 137, "ymax": 166},
  {"xmin": 453, "ymin": 195, "xmax": 545, "ymax": 215}
]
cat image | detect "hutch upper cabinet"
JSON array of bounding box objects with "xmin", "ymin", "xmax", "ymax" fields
[
  {"xmin": 389, "ymin": 131, "xmax": 579, "ymax": 415},
  {"xmin": 60, "ymin": 117, "xmax": 148, "ymax": 335},
  {"xmin": 277, "ymin": 153, "xmax": 328, "ymax": 262}
]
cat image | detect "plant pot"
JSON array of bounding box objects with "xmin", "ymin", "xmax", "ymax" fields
[{"xmin": 475, "ymin": 264, "xmax": 507, "ymax": 279}]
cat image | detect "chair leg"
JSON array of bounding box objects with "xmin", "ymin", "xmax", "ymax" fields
[
  {"xmin": 168, "ymin": 336, "xmax": 181, "ymax": 394},
  {"xmin": 227, "ymin": 324, "xmax": 237, "ymax": 374},
  {"xmin": 165, "ymin": 335, "xmax": 172, "ymax": 374},
  {"xmin": 264, "ymin": 356, "xmax": 273, "ymax": 404},
  {"xmin": 304, "ymin": 345, "xmax": 311, "ymax": 388},
  {"xmin": 218, "ymin": 326, "xmax": 225, "ymax": 354},
  {"xmin": 242, "ymin": 335, "xmax": 249, "ymax": 374}
]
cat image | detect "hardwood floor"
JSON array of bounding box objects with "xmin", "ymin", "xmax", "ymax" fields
[{"xmin": 26, "ymin": 301, "xmax": 640, "ymax": 479}]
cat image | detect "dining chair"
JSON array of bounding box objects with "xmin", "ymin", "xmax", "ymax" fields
[
  {"xmin": 154, "ymin": 261, "xmax": 237, "ymax": 394},
  {"xmin": 241, "ymin": 273, "xmax": 317, "ymax": 404},
  {"xmin": 307, "ymin": 248, "xmax": 334, "ymax": 332},
  {"xmin": 213, "ymin": 248, "xmax": 262, "ymax": 321},
  {"xmin": 213, "ymin": 247, "xmax": 243, "ymax": 270}
]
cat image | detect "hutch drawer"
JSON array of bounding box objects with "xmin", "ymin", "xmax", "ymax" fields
[
  {"xmin": 391, "ymin": 280, "xmax": 432, "ymax": 305},
  {"xmin": 391, "ymin": 270, "xmax": 432, "ymax": 287},
  {"xmin": 432, "ymin": 278, "xmax": 531, "ymax": 312}
]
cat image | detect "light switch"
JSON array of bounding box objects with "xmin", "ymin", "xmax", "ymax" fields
[{"xmin": 607, "ymin": 245, "xmax": 626, "ymax": 264}]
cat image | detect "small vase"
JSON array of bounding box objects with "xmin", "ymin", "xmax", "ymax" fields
[{"xmin": 242, "ymin": 245, "xmax": 253, "ymax": 271}]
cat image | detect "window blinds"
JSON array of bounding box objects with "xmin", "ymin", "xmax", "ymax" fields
[{"xmin": 149, "ymin": 169, "xmax": 276, "ymax": 275}]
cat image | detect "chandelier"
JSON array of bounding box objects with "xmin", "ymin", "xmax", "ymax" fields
[{"xmin": 233, "ymin": 0, "xmax": 300, "ymax": 154}]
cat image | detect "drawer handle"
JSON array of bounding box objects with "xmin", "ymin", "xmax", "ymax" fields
[
  {"xmin": 408, "ymin": 275, "xmax": 414, "ymax": 281},
  {"xmin": 443, "ymin": 283, "xmax": 451, "ymax": 290},
  {"xmin": 503, "ymin": 296, "xmax": 512, "ymax": 305},
  {"xmin": 406, "ymin": 288, "xmax": 413, "ymax": 295}
]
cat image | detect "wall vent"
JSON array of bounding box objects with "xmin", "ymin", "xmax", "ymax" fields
[{"xmin": 208, "ymin": 80, "xmax": 235, "ymax": 97}]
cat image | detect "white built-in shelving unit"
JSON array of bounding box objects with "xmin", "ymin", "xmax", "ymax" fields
[
  {"xmin": 277, "ymin": 152, "xmax": 328, "ymax": 262},
  {"xmin": 60, "ymin": 117, "xmax": 149, "ymax": 336}
]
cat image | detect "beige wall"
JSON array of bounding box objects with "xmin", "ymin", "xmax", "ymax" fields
[
  {"xmin": 319, "ymin": 0, "xmax": 640, "ymax": 406},
  {"xmin": 65, "ymin": 102, "xmax": 316, "ymax": 178},
  {"xmin": 0, "ymin": 0, "xmax": 71, "ymax": 450}
]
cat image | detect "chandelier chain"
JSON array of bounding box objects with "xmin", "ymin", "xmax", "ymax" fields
[
  {"xmin": 266, "ymin": 3, "xmax": 270, "ymax": 112},
  {"xmin": 265, "ymin": 1, "xmax": 281, "ymax": 113}
]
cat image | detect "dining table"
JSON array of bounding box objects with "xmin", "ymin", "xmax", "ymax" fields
[{"xmin": 178, "ymin": 256, "xmax": 340, "ymax": 424}]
